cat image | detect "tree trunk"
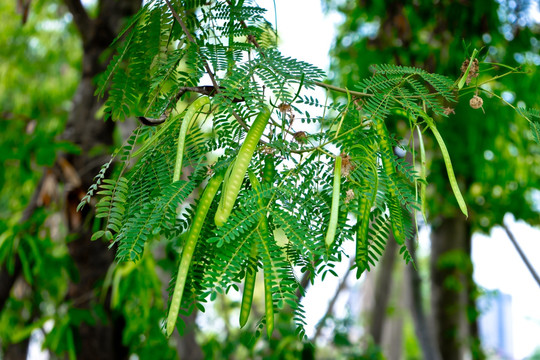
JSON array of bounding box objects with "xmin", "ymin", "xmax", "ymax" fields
[
  {"xmin": 369, "ymin": 235, "xmax": 398, "ymax": 344},
  {"xmin": 406, "ymin": 235, "xmax": 442, "ymax": 360},
  {"xmin": 3, "ymin": 338, "xmax": 29, "ymax": 360},
  {"xmin": 60, "ymin": 0, "xmax": 140, "ymax": 358},
  {"xmin": 430, "ymin": 216, "xmax": 473, "ymax": 360},
  {"xmin": 176, "ymin": 312, "xmax": 204, "ymax": 360}
]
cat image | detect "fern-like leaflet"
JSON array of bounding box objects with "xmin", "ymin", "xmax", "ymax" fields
[{"xmin": 79, "ymin": 0, "xmax": 532, "ymax": 341}]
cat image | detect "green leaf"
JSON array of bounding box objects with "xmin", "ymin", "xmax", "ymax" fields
[{"xmin": 91, "ymin": 230, "xmax": 105, "ymax": 241}]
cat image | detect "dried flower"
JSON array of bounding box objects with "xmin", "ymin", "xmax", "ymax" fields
[
  {"xmin": 461, "ymin": 58, "xmax": 479, "ymax": 85},
  {"xmin": 345, "ymin": 189, "xmax": 355, "ymax": 204},
  {"xmin": 278, "ymin": 103, "xmax": 292, "ymax": 113},
  {"xmin": 293, "ymin": 131, "xmax": 308, "ymax": 144},
  {"xmin": 261, "ymin": 146, "xmax": 275, "ymax": 155},
  {"xmin": 469, "ymin": 95, "xmax": 483, "ymax": 109},
  {"xmin": 443, "ymin": 107, "xmax": 455, "ymax": 116},
  {"xmin": 340, "ymin": 153, "xmax": 355, "ymax": 177}
]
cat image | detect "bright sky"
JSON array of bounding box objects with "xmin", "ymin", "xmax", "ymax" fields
[{"xmin": 257, "ymin": 0, "xmax": 540, "ymax": 358}]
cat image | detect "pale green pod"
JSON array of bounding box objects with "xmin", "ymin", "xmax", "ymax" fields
[
  {"xmin": 215, "ymin": 106, "xmax": 271, "ymax": 227},
  {"xmin": 166, "ymin": 172, "xmax": 224, "ymax": 337}
]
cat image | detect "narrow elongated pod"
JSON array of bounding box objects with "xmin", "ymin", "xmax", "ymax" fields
[
  {"xmin": 173, "ymin": 96, "xmax": 211, "ymax": 182},
  {"xmin": 239, "ymin": 243, "xmax": 257, "ymax": 328},
  {"xmin": 215, "ymin": 106, "xmax": 272, "ymax": 227},
  {"xmin": 423, "ymin": 116, "xmax": 468, "ymax": 217},
  {"xmin": 416, "ymin": 125, "xmax": 428, "ymax": 221},
  {"xmin": 356, "ymin": 178, "xmax": 376, "ymax": 278},
  {"xmin": 263, "ymin": 270, "xmax": 274, "ymax": 337},
  {"xmin": 373, "ymin": 118, "xmax": 406, "ymax": 245},
  {"xmin": 166, "ymin": 172, "xmax": 224, "ymax": 337},
  {"xmin": 245, "ymin": 167, "xmax": 275, "ymax": 336},
  {"xmin": 261, "ymin": 154, "xmax": 276, "ymax": 186},
  {"xmin": 325, "ymin": 155, "xmax": 342, "ymax": 247},
  {"xmin": 239, "ymin": 171, "xmax": 264, "ymax": 328}
]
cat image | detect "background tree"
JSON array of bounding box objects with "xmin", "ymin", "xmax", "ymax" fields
[
  {"xmin": 0, "ymin": 1, "xmax": 538, "ymax": 359},
  {"xmin": 0, "ymin": 0, "xmax": 162, "ymax": 358},
  {"xmin": 325, "ymin": 0, "xmax": 539, "ymax": 358}
]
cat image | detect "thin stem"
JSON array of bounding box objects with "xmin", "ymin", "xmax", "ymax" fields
[
  {"xmin": 314, "ymin": 81, "xmax": 373, "ymax": 98},
  {"xmin": 165, "ymin": 0, "xmax": 271, "ymax": 139},
  {"xmin": 477, "ymin": 87, "xmax": 534, "ymax": 123},
  {"xmin": 481, "ymin": 62, "xmax": 521, "ymax": 72},
  {"xmin": 461, "ymin": 70, "xmax": 526, "ymax": 93},
  {"xmin": 163, "ymin": 0, "xmax": 220, "ymax": 90},
  {"xmin": 312, "ymin": 257, "xmax": 355, "ymax": 341},
  {"xmin": 231, "ymin": 6, "xmax": 375, "ymax": 101}
]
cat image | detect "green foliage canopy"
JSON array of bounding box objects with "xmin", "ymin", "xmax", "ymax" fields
[{"xmin": 82, "ymin": 0, "xmax": 538, "ymax": 339}]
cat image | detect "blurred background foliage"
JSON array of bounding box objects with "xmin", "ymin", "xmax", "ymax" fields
[
  {"xmin": 0, "ymin": 0, "xmax": 538, "ymax": 359},
  {"xmin": 325, "ymin": 0, "xmax": 540, "ymax": 230}
]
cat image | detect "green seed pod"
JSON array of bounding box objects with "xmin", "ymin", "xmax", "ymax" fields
[
  {"xmin": 325, "ymin": 155, "xmax": 342, "ymax": 247},
  {"xmin": 166, "ymin": 172, "xmax": 224, "ymax": 337},
  {"xmin": 173, "ymin": 96, "xmax": 211, "ymax": 182},
  {"xmin": 215, "ymin": 106, "xmax": 272, "ymax": 227},
  {"xmin": 374, "ymin": 118, "xmax": 406, "ymax": 245}
]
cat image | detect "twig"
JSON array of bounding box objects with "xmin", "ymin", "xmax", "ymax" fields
[
  {"xmin": 502, "ymin": 222, "xmax": 540, "ymax": 289},
  {"xmin": 230, "ymin": 4, "xmax": 374, "ymax": 100},
  {"xmin": 164, "ymin": 0, "xmax": 257, "ymax": 135},
  {"xmin": 138, "ymin": 86, "xmax": 244, "ymax": 126},
  {"xmin": 312, "ymin": 257, "xmax": 355, "ymax": 341},
  {"xmin": 63, "ymin": 0, "xmax": 92, "ymax": 43},
  {"xmin": 163, "ymin": 0, "xmax": 219, "ymax": 91},
  {"xmin": 314, "ymin": 81, "xmax": 372, "ymax": 98}
]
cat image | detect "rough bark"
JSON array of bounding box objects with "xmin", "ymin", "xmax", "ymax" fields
[
  {"xmin": 0, "ymin": 259, "xmax": 21, "ymax": 313},
  {"xmin": 3, "ymin": 338, "xmax": 29, "ymax": 360},
  {"xmin": 406, "ymin": 235, "xmax": 442, "ymax": 360},
  {"xmin": 59, "ymin": 0, "xmax": 140, "ymax": 358},
  {"xmin": 368, "ymin": 235, "xmax": 398, "ymax": 345},
  {"xmin": 430, "ymin": 216, "xmax": 471, "ymax": 360},
  {"xmin": 176, "ymin": 312, "xmax": 204, "ymax": 360}
]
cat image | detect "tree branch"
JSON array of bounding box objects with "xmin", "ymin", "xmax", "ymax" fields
[
  {"xmin": 63, "ymin": 0, "xmax": 92, "ymax": 43},
  {"xmin": 313, "ymin": 257, "xmax": 354, "ymax": 341},
  {"xmin": 503, "ymin": 222, "xmax": 540, "ymax": 289},
  {"xmin": 0, "ymin": 258, "xmax": 22, "ymax": 311},
  {"xmin": 162, "ymin": 0, "xmax": 260, "ymax": 136},
  {"xmin": 163, "ymin": 0, "xmax": 219, "ymax": 91}
]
